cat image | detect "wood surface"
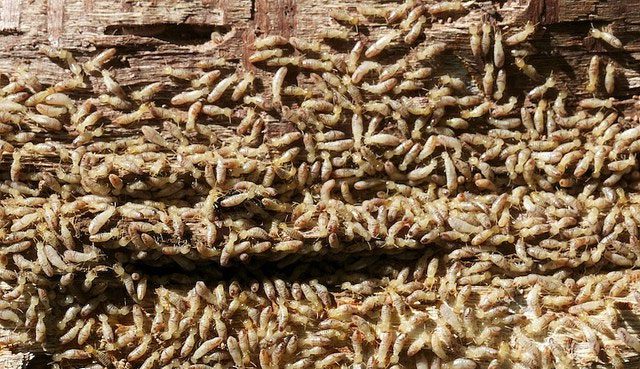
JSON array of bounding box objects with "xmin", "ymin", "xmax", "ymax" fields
[{"xmin": 1, "ymin": 0, "xmax": 640, "ymax": 367}]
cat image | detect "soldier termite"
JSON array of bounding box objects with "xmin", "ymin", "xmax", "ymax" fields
[{"xmin": 590, "ymin": 25, "xmax": 623, "ymax": 49}]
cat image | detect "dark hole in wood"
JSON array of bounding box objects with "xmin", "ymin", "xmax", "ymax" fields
[
  {"xmin": 23, "ymin": 352, "xmax": 52, "ymax": 369},
  {"xmin": 104, "ymin": 23, "xmax": 229, "ymax": 45}
]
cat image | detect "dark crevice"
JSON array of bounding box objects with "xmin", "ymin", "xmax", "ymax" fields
[
  {"xmin": 0, "ymin": 29, "xmax": 24, "ymax": 35},
  {"xmin": 250, "ymin": 0, "xmax": 256, "ymax": 20},
  {"xmin": 104, "ymin": 23, "xmax": 229, "ymax": 45}
]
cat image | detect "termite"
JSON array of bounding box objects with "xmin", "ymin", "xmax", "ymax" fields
[
  {"xmin": 494, "ymin": 28, "xmax": 504, "ymax": 68},
  {"xmin": 483, "ymin": 64, "xmax": 494, "ymax": 96},
  {"xmin": 191, "ymin": 337, "xmax": 224, "ymax": 362},
  {"xmin": 365, "ymin": 30, "xmax": 400, "ymax": 58},
  {"xmin": 362, "ymin": 78, "xmax": 397, "ymax": 94},
  {"xmin": 249, "ymin": 49, "xmax": 283, "ymax": 63},
  {"xmin": 505, "ymin": 21, "xmax": 536, "ymax": 46},
  {"xmin": 404, "ymin": 68, "xmax": 433, "ymax": 81},
  {"xmin": 131, "ymin": 82, "xmax": 164, "ymax": 102},
  {"xmin": 591, "ymin": 25, "xmax": 623, "ymax": 49},
  {"xmin": 88, "ymin": 206, "xmax": 116, "ymax": 235},
  {"xmin": 481, "ymin": 21, "xmax": 491, "ymax": 56},
  {"xmin": 99, "ymin": 94, "xmax": 132, "ymax": 110},
  {"xmin": 84, "ymin": 48, "xmax": 117, "ymax": 73},
  {"xmin": 515, "ymin": 57, "xmax": 541, "ymax": 81},
  {"xmin": 207, "ymin": 73, "xmax": 238, "ymax": 102},
  {"xmin": 163, "ymin": 66, "xmax": 196, "ymax": 80},
  {"xmin": 192, "ymin": 70, "xmax": 222, "ymax": 88},
  {"xmin": 272, "ymin": 67, "xmax": 288, "ymax": 108},
  {"xmin": 112, "ymin": 103, "xmax": 150, "ymax": 125},
  {"xmin": 579, "ymin": 97, "xmax": 614, "ymax": 109},
  {"xmin": 171, "ymin": 88, "xmax": 208, "ymax": 106},
  {"xmin": 347, "ymin": 39, "xmax": 366, "ymax": 73},
  {"xmin": 331, "ymin": 9, "xmax": 362, "ymax": 26},
  {"xmin": 494, "ymin": 69, "xmax": 507, "ymax": 100},
  {"xmin": 469, "ymin": 24, "xmax": 482, "ymax": 57},
  {"xmin": 320, "ymin": 29, "xmax": 351, "ymax": 39},
  {"xmin": 289, "ymin": 37, "xmax": 323, "ymax": 53},
  {"xmin": 301, "ymin": 58, "xmax": 333, "ymax": 72},
  {"xmin": 528, "ymin": 74, "xmax": 556, "ymax": 100},
  {"xmin": 416, "ymin": 43, "xmax": 446, "ymax": 61},
  {"xmin": 587, "ymin": 55, "xmax": 600, "ymax": 93},
  {"xmin": 28, "ymin": 113, "xmax": 62, "ymax": 131},
  {"xmin": 429, "ymin": 1, "xmax": 467, "ymax": 16},
  {"xmin": 36, "ymin": 103, "xmax": 66, "ymax": 118},
  {"xmin": 254, "ymin": 34, "xmax": 288, "ymax": 49},
  {"xmin": 101, "ymin": 70, "xmax": 126, "ymax": 98},
  {"xmin": 352, "ymin": 61, "xmax": 381, "ymax": 83},
  {"xmin": 232, "ymin": 71, "xmax": 255, "ymax": 101},
  {"xmin": 404, "ymin": 16, "xmax": 427, "ymax": 45},
  {"xmin": 605, "ymin": 62, "xmax": 615, "ymax": 95}
]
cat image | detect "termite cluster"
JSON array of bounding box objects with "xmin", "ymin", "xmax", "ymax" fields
[
  {"xmin": 0, "ymin": 0, "xmax": 639, "ymax": 367},
  {"xmin": 2, "ymin": 251, "xmax": 640, "ymax": 369}
]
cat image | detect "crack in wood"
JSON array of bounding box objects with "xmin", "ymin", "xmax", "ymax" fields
[{"xmin": 104, "ymin": 23, "xmax": 229, "ymax": 45}]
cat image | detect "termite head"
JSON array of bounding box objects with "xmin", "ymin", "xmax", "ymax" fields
[
  {"xmin": 524, "ymin": 21, "xmax": 536, "ymax": 34},
  {"xmin": 545, "ymin": 72, "xmax": 556, "ymax": 88},
  {"xmin": 514, "ymin": 57, "xmax": 525, "ymax": 68}
]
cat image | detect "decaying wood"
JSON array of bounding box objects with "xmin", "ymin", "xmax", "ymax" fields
[{"xmin": 1, "ymin": 0, "xmax": 640, "ymax": 367}]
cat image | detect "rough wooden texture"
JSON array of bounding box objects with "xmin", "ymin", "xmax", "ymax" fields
[
  {"xmin": 1, "ymin": 0, "xmax": 640, "ymax": 367},
  {"xmin": 0, "ymin": 0, "xmax": 638, "ymax": 100}
]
